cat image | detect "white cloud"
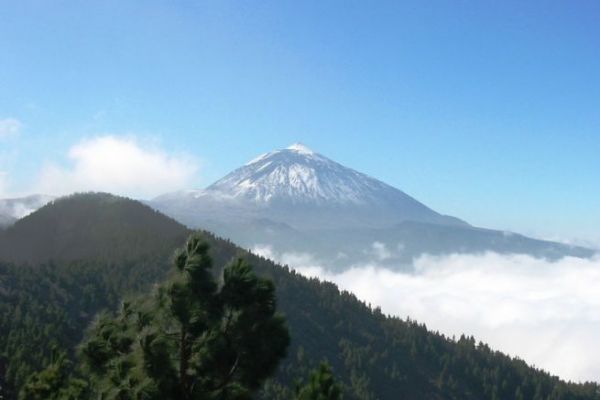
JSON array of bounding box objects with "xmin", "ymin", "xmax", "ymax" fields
[
  {"xmin": 35, "ymin": 135, "xmax": 198, "ymax": 198},
  {"xmin": 0, "ymin": 118, "xmax": 21, "ymax": 138},
  {"xmin": 541, "ymin": 235, "xmax": 600, "ymax": 251},
  {"xmin": 368, "ymin": 241, "xmax": 392, "ymax": 261},
  {"xmin": 253, "ymin": 245, "xmax": 600, "ymax": 383},
  {"xmin": 253, "ymin": 245, "xmax": 325, "ymax": 276},
  {"xmin": 364, "ymin": 241, "xmax": 405, "ymax": 261}
]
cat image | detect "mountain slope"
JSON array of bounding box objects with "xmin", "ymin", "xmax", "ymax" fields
[
  {"xmin": 0, "ymin": 214, "xmax": 15, "ymax": 229},
  {"xmin": 0, "ymin": 194, "xmax": 191, "ymax": 397},
  {"xmin": 151, "ymin": 145, "xmax": 594, "ymax": 269},
  {"xmin": 0, "ymin": 193, "xmax": 189, "ymax": 264},
  {"xmin": 0, "ymin": 193, "xmax": 598, "ymax": 399}
]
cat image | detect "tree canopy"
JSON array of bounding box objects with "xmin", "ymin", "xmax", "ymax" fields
[
  {"xmin": 295, "ymin": 362, "xmax": 343, "ymax": 400},
  {"xmin": 80, "ymin": 235, "xmax": 290, "ymax": 399}
]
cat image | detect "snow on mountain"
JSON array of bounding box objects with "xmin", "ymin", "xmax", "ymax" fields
[
  {"xmin": 152, "ymin": 144, "xmax": 466, "ymax": 229},
  {"xmin": 207, "ymin": 143, "xmax": 395, "ymax": 204}
]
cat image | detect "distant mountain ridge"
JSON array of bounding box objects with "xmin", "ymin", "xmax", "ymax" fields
[{"xmin": 151, "ymin": 144, "xmax": 594, "ymax": 269}]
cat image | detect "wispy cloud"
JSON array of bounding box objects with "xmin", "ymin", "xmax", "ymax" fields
[
  {"xmin": 35, "ymin": 135, "xmax": 199, "ymax": 199},
  {"xmin": 366, "ymin": 241, "xmax": 399, "ymax": 261},
  {"xmin": 0, "ymin": 118, "xmax": 22, "ymax": 139},
  {"xmin": 253, "ymin": 245, "xmax": 600, "ymax": 383}
]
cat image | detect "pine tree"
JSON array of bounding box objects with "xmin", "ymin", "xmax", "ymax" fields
[
  {"xmin": 18, "ymin": 350, "xmax": 88, "ymax": 400},
  {"xmin": 80, "ymin": 234, "xmax": 290, "ymax": 399},
  {"xmin": 295, "ymin": 362, "xmax": 342, "ymax": 400},
  {"xmin": 515, "ymin": 386, "xmax": 525, "ymax": 400}
]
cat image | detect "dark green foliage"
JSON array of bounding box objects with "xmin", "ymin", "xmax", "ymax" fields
[
  {"xmin": 0, "ymin": 192, "xmax": 189, "ymax": 264},
  {"xmin": 0, "ymin": 193, "xmax": 187, "ymax": 397},
  {"xmin": 295, "ymin": 362, "xmax": 343, "ymax": 400},
  {"xmin": 80, "ymin": 234, "xmax": 290, "ymax": 399},
  {"xmin": 0, "ymin": 254, "xmax": 181, "ymax": 398},
  {"xmin": 18, "ymin": 351, "xmax": 88, "ymax": 400},
  {"xmin": 0, "ymin": 261, "xmax": 113, "ymax": 397},
  {"xmin": 1, "ymin": 193, "xmax": 599, "ymax": 400}
]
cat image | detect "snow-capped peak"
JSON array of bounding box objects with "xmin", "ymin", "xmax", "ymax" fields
[
  {"xmin": 152, "ymin": 144, "xmax": 467, "ymax": 230},
  {"xmin": 286, "ymin": 143, "xmax": 314, "ymax": 155},
  {"xmin": 245, "ymin": 143, "xmax": 315, "ymax": 166},
  {"xmin": 206, "ymin": 144, "xmax": 393, "ymax": 205}
]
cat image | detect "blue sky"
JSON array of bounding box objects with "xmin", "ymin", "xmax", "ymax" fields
[{"xmin": 0, "ymin": 1, "xmax": 599, "ymax": 243}]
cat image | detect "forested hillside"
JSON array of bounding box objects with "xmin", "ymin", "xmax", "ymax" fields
[
  {"xmin": 0, "ymin": 194, "xmax": 190, "ymax": 398},
  {"xmin": 0, "ymin": 193, "xmax": 597, "ymax": 399},
  {"xmin": 0, "ymin": 193, "xmax": 189, "ymax": 264}
]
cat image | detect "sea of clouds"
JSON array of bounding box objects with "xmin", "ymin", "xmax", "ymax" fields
[{"xmin": 254, "ymin": 245, "xmax": 600, "ymax": 383}]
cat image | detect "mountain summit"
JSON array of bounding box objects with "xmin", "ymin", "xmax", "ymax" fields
[
  {"xmin": 209, "ymin": 143, "xmax": 346, "ymax": 203},
  {"xmin": 154, "ymin": 144, "xmax": 465, "ymax": 229},
  {"xmin": 209, "ymin": 143, "xmax": 449, "ymax": 211}
]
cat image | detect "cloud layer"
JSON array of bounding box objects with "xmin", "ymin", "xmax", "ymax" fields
[
  {"xmin": 36, "ymin": 135, "xmax": 198, "ymax": 198},
  {"xmin": 254, "ymin": 245, "xmax": 600, "ymax": 383}
]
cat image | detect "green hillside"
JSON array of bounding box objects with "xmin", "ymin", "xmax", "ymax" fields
[
  {"xmin": 0, "ymin": 193, "xmax": 189, "ymax": 264},
  {"xmin": 0, "ymin": 193, "xmax": 597, "ymax": 399}
]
